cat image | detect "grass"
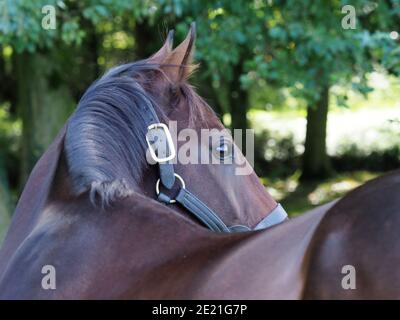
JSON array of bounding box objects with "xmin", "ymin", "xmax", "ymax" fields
[{"xmin": 261, "ymin": 171, "xmax": 380, "ymax": 217}]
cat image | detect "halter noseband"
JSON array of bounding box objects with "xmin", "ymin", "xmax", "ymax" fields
[{"xmin": 143, "ymin": 103, "xmax": 288, "ymax": 233}]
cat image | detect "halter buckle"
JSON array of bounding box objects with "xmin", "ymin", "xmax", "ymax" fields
[
  {"xmin": 156, "ymin": 173, "xmax": 186, "ymax": 204},
  {"xmin": 146, "ymin": 123, "xmax": 176, "ymax": 163}
]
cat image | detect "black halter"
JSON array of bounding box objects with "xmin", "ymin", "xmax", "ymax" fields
[{"xmin": 143, "ymin": 102, "xmax": 288, "ymax": 233}]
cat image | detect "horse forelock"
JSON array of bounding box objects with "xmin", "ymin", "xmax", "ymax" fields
[{"xmin": 64, "ymin": 60, "xmax": 213, "ymax": 208}]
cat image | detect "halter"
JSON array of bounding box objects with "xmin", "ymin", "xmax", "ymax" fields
[{"xmin": 143, "ymin": 103, "xmax": 288, "ymax": 233}]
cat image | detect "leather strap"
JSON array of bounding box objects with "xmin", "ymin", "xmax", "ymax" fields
[
  {"xmin": 157, "ymin": 191, "xmax": 173, "ymax": 204},
  {"xmin": 158, "ymin": 161, "xmax": 175, "ymax": 189},
  {"xmin": 175, "ymin": 188, "xmax": 231, "ymax": 233},
  {"xmin": 141, "ymin": 99, "xmax": 176, "ymax": 190}
]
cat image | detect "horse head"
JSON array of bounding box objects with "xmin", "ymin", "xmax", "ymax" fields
[{"xmin": 64, "ymin": 23, "xmax": 286, "ymax": 232}]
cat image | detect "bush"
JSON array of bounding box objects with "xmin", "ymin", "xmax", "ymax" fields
[
  {"xmin": 254, "ymin": 118, "xmax": 400, "ymax": 177},
  {"xmin": 254, "ymin": 129, "xmax": 301, "ymax": 178},
  {"xmin": 332, "ymin": 118, "xmax": 400, "ymax": 172},
  {"xmin": 332, "ymin": 144, "xmax": 400, "ymax": 172}
]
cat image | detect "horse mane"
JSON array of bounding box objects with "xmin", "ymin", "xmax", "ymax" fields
[{"xmin": 64, "ymin": 59, "xmax": 211, "ymax": 207}]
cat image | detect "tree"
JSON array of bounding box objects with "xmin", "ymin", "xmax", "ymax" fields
[
  {"xmin": 137, "ymin": 0, "xmax": 270, "ymax": 131},
  {"xmin": 0, "ymin": 99, "xmax": 17, "ymax": 242},
  {"xmin": 243, "ymin": 0, "xmax": 400, "ymax": 179},
  {"xmin": 0, "ymin": 0, "xmax": 149, "ymax": 185},
  {"xmin": 0, "ymin": 154, "xmax": 11, "ymax": 243},
  {"xmin": 185, "ymin": 0, "xmax": 267, "ymax": 131}
]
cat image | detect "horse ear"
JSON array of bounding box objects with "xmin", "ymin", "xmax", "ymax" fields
[
  {"xmin": 162, "ymin": 22, "xmax": 197, "ymax": 82},
  {"xmin": 149, "ymin": 30, "xmax": 174, "ymax": 63}
]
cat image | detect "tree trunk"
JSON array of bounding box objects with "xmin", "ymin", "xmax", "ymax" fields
[
  {"xmin": 135, "ymin": 20, "xmax": 158, "ymax": 59},
  {"xmin": 16, "ymin": 52, "xmax": 75, "ymax": 187},
  {"xmin": 229, "ymin": 63, "xmax": 249, "ymax": 131},
  {"xmin": 0, "ymin": 153, "xmax": 11, "ymax": 244},
  {"xmin": 301, "ymin": 85, "xmax": 332, "ymax": 180}
]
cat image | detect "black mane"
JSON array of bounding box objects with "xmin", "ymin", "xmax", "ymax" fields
[
  {"xmin": 64, "ymin": 58, "xmax": 214, "ymax": 207},
  {"xmin": 64, "ymin": 61, "xmax": 167, "ymax": 206}
]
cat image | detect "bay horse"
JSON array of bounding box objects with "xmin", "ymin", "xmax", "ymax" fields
[{"xmin": 0, "ymin": 24, "xmax": 399, "ymax": 299}]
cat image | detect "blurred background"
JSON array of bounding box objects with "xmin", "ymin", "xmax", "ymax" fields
[{"xmin": 0, "ymin": 0, "xmax": 399, "ymax": 242}]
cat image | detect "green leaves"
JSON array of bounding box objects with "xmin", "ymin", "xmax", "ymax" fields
[
  {"xmin": 0, "ymin": 0, "xmax": 153, "ymax": 52},
  {"xmin": 247, "ymin": 0, "xmax": 400, "ymax": 105},
  {"xmin": 269, "ymin": 26, "xmax": 287, "ymax": 41},
  {"xmin": 61, "ymin": 17, "xmax": 85, "ymax": 45},
  {"xmin": 2, "ymin": 0, "xmax": 398, "ymax": 104},
  {"xmin": 82, "ymin": 5, "xmax": 110, "ymax": 24},
  {"xmin": 0, "ymin": 0, "xmax": 58, "ymax": 53}
]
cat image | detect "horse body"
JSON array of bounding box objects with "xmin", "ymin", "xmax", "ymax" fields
[
  {"xmin": 0, "ymin": 145, "xmax": 399, "ymax": 298},
  {"xmin": 0, "ymin": 160, "xmax": 330, "ymax": 299},
  {"xmin": 1, "ymin": 24, "xmax": 399, "ymax": 299},
  {"xmin": 304, "ymin": 172, "xmax": 400, "ymax": 299}
]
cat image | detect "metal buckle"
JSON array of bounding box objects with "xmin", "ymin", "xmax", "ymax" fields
[
  {"xmin": 146, "ymin": 123, "xmax": 176, "ymax": 163},
  {"xmin": 156, "ymin": 173, "xmax": 185, "ymax": 204}
]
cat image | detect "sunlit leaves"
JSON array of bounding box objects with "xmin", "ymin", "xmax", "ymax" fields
[
  {"xmin": 245, "ymin": 0, "xmax": 400, "ymax": 107},
  {"xmin": 0, "ymin": 0, "xmax": 158, "ymax": 51},
  {"xmin": 61, "ymin": 17, "xmax": 85, "ymax": 45},
  {"xmin": 2, "ymin": 0, "xmax": 398, "ymax": 105}
]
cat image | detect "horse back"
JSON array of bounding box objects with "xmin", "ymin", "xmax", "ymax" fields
[{"xmin": 303, "ymin": 170, "xmax": 400, "ymax": 299}]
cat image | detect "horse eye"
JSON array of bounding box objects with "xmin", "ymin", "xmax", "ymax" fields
[{"xmin": 215, "ymin": 138, "xmax": 234, "ymax": 161}]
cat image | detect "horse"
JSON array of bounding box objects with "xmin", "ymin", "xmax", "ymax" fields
[{"xmin": 0, "ymin": 24, "xmax": 399, "ymax": 299}]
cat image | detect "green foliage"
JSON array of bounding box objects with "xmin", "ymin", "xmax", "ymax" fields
[
  {"xmin": 332, "ymin": 117, "xmax": 400, "ymax": 171},
  {"xmin": 254, "ymin": 128, "xmax": 301, "ymax": 179},
  {"xmin": 1, "ymin": 0, "xmax": 59, "ymax": 52},
  {"xmin": 249, "ymin": 80, "xmax": 287, "ymax": 111},
  {"xmin": 242, "ymin": 0, "xmax": 400, "ymax": 106},
  {"xmin": 2, "ymin": 0, "xmax": 397, "ymax": 104},
  {"xmin": 254, "ymin": 113, "xmax": 400, "ymax": 177},
  {"xmin": 0, "ymin": 102, "xmax": 21, "ymax": 209},
  {"xmin": 0, "ymin": 0, "xmax": 159, "ymax": 52},
  {"xmin": 0, "ymin": 102, "xmax": 20, "ymax": 157}
]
